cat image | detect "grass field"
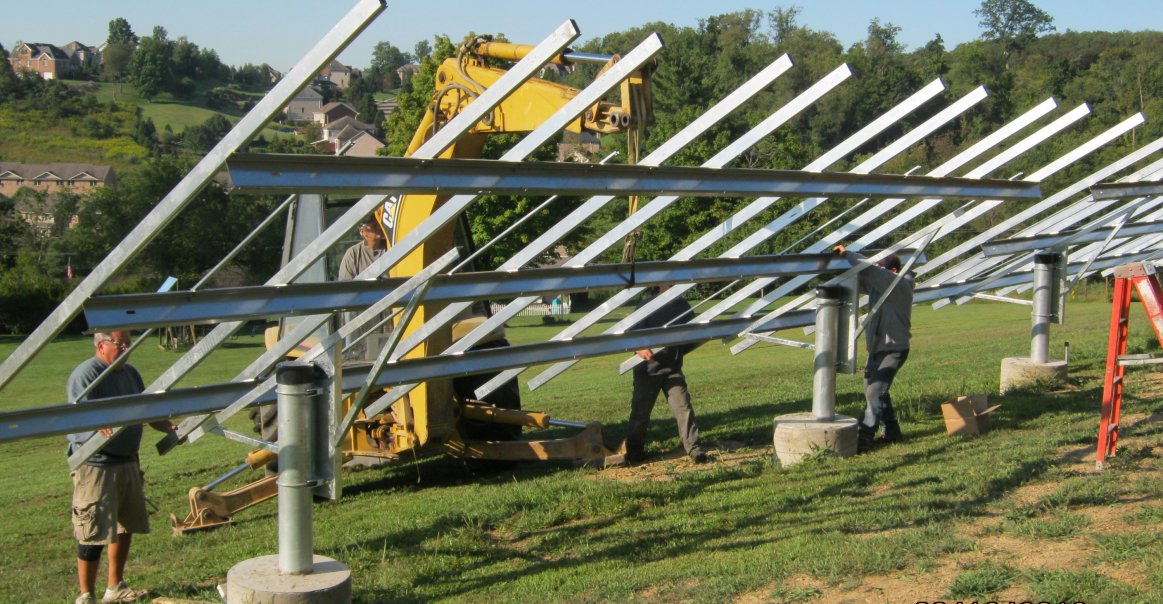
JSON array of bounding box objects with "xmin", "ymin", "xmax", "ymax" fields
[{"xmin": 2, "ymin": 286, "xmax": 1163, "ymax": 603}]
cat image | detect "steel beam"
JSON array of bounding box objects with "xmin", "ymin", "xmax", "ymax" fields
[
  {"xmin": 8, "ymin": 250, "xmax": 1157, "ymax": 446},
  {"xmin": 981, "ymin": 220, "xmax": 1163, "ymax": 257},
  {"xmin": 83, "ymin": 255, "xmax": 853, "ymax": 330},
  {"xmin": 226, "ymin": 154, "xmax": 1040, "ymax": 201},
  {"xmin": 1091, "ymin": 180, "xmax": 1163, "ymax": 200}
]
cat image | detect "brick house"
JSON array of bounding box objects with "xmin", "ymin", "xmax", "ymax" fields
[
  {"xmin": 9, "ymin": 42, "xmax": 73, "ymax": 79},
  {"xmin": 0, "ymin": 163, "xmax": 115, "ymax": 234},
  {"xmin": 0, "ymin": 162, "xmax": 117, "ymax": 197}
]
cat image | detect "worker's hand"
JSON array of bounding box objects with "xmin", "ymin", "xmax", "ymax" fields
[
  {"xmin": 636, "ymin": 349, "xmax": 653, "ymax": 361},
  {"xmin": 149, "ymin": 420, "xmax": 179, "ymax": 435},
  {"xmin": 832, "ymin": 245, "xmax": 846, "ymax": 255},
  {"xmin": 99, "ymin": 428, "xmax": 113, "ymax": 438}
]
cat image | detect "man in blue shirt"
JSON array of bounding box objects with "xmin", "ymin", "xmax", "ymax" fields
[{"xmin": 68, "ymin": 331, "xmax": 177, "ymax": 604}]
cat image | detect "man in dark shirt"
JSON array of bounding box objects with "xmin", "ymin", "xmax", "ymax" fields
[
  {"xmin": 625, "ymin": 285, "xmax": 709, "ymax": 464},
  {"xmin": 834, "ymin": 246, "xmax": 913, "ymax": 453},
  {"xmin": 67, "ymin": 331, "xmax": 177, "ymax": 604}
]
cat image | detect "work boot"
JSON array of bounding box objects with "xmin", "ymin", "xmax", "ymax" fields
[
  {"xmin": 878, "ymin": 425, "xmax": 904, "ymax": 444},
  {"xmin": 689, "ymin": 448, "xmax": 710, "ymax": 464},
  {"xmin": 856, "ymin": 426, "xmax": 875, "ymax": 454},
  {"xmin": 624, "ymin": 448, "xmax": 649, "ymax": 465},
  {"xmin": 102, "ymin": 581, "xmax": 147, "ymax": 603}
]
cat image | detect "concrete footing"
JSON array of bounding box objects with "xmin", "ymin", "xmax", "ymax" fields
[
  {"xmin": 227, "ymin": 555, "xmax": 352, "ymax": 603},
  {"xmin": 772, "ymin": 412, "xmax": 858, "ymax": 466},
  {"xmin": 999, "ymin": 357, "xmax": 1068, "ymax": 394}
]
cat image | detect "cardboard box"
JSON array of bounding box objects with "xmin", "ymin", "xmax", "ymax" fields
[{"xmin": 941, "ymin": 394, "xmax": 1001, "ymax": 435}]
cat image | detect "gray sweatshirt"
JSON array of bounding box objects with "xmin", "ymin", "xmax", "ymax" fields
[{"xmin": 848, "ymin": 252, "xmax": 913, "ymax": 354}]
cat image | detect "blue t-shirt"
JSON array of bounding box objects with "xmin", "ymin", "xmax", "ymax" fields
[{"xmin": 66, "ymin": 356, "xmax": 145, "ymax": 466}]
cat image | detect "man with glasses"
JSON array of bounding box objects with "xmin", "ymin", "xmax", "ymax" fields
[{"xmin": 67, "ymin": 331, "xmax": 177, "ymax": 604}]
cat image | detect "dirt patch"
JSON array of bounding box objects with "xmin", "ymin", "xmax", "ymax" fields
[{"xmin": 592, "ymin": 440, "xmax": 770, "ymax": 483}]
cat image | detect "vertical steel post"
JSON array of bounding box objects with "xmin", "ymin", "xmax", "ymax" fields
[
  {"xmin": 1031, "ymin": 253, "xmax": 1060, "ymax": 363},
  {"xmin": 813, "ymin": 286, "xmax": 843, "ymax": 421},
  {"xmin": 276, "ymin": 362, "xmax": 320, "ymax": 575}
]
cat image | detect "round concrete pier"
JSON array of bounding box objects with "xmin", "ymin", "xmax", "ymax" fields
[
  {"xmin": 227, "ymin": 555, "xmax": 352, "ymax": 603},
  {"xmin": 772, "ymin": 412, "xmax": 858, "ymax": 466},
  {"xmin": 999, "ymin": 357, "xmax": 1068, "ymax": 394}
]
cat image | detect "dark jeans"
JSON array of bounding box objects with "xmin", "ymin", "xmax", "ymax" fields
[
  {"xmin": 860, "ymin": 349, "xmax": 909, "ymax": 437},
  {"xmin": 627, "ymin": 370, "xmax": 702, "ymax": 455}
]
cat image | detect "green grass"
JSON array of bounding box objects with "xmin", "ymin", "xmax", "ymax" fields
[
  {"xmin": 1, "ymin": 290, "xmax": 1162, "ymax": 602},
  {"xmin": 0, "ymin": 80, "xmax": 291, "ymax": 169},
  {"xmin": 86, "ymin": 81, "xmax": 286, "ymax": 136}
]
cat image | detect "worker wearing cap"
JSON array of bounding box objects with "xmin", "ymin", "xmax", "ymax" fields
[
  {"xmin": 67, "ymin": 331, "xmax": 177, "ymax": 604},
  {"xmin": 833, "ymin": 245, "xmax": 913, "ymax": 453}
]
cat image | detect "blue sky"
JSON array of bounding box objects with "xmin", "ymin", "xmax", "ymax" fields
[{"xmin": 2, "ymin": 1, "xmax": 1159, "ymax": 72}]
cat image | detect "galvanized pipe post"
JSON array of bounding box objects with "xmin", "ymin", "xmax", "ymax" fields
[
  {"xmin": 812, "ymin": 286, "xmax": 843, "ymax": 421},
  {"xmin": 276, "ymin": 362, "xmax": 321, "ymax": 575},
  {"xmin": 1030, "ymin": 253, "xmax": 1060, "ymax": 363}
]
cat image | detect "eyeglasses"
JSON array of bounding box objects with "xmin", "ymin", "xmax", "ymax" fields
[{"xmin": 100, "ymin": 338, "xmax": 131, "ymax": 349}]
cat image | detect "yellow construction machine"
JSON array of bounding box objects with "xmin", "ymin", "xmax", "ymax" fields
[{"xmin": 173, "ymin": 36, "xmax": 654, "ymax": 534}]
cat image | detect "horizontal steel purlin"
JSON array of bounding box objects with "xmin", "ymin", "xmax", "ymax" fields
[
  {"xmin": 227, "ymin": 154, "xmax": 1043, "ymax": 200},
  {"xmin": 1091, "ymin": 180, "xmax": 1163, "ymax": 200},
  {"xmin": 918, "ymin": 252, "xmax": 1157, "ymax": 304},
  {"xmin": 12, "ymin": 250, "xmax": 1156, "ymax": 443},
  {"xmin": 83, "ymin": 254, "xmax": 854, "ymax": 330},
  {"xmin": 980, "ymin": 220, "xmax": 1163, "ymax": 257},
  {"xmin": 0, "ymin": 309, "xmax": 817, "ymax": 444}
]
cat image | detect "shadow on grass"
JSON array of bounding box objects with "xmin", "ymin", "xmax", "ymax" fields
[{"xmin": 328, "ymin": 412, "xmax": 1076, "ymax": 601}]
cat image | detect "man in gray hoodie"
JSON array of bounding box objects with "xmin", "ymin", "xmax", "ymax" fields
[{"xmin": 834, "ymin": 246, "xmax": 913, "ymax": 453}]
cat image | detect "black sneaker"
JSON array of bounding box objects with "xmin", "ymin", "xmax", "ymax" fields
[
  {"xmin": 689, "ymin": 450, "xmax": 710, "ymax": 464},
  {"xmin": 624, "ymin": 449, "xmax": 649, "ymax": 464}
]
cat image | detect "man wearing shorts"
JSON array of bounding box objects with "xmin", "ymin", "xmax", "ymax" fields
[{"xmin": 67, "ymin": 331, "xmax": 177, "ymax": 604}]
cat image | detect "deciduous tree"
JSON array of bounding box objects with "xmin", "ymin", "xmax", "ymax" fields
[{"xmin": 975, "ymin": 0, "xmax": 1055, "ymax": 65}]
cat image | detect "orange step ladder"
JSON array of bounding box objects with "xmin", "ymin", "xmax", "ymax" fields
[{"xmin": 1097, "ymin": 262, "xmax": 1163, "ymax": 470}]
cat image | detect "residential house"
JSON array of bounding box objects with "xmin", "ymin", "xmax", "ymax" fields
[
  {"xmin": 396, "ymin": 63, "xmax": 420, "ymax": 86},
  {"xmin": 60, "ymin": 41, "xmax": 100, "ymax": 74},
  {"xmin": 557, "ymin": 131, "xmax": 601, "ymax": 162},
  {"xmin": 0, "ymin": 162, "xmax": 117, "ymax": 197},
  {"xmin": 313, "ymin": 101, "xmax": 359, "ymax": 126},
  {"xmin": 0, "ymin": 162, "xmax": 115, "ymax": 234},
  {"xmin": 319, "ymin": 59, "xmax": 353, "ymax": 90},
  {"xmin": 314, "ymin": 116, "xmax": 384, "ymax": 157},
  {"xmin": 9, "ymin": 42, "xmax": 73, "ymax": 79},
  {"xmin": 336, "ymin": 130, "xmax": 385, "ymax": 157},
  {"xmin": 283, "ymin": 86, "xmax": 324, "ymax": 122},
  {"xmin": 263, "ymin": 64, "xmax": 282, "ymax": 84}
]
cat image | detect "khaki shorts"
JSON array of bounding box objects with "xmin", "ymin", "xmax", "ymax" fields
[{"xmin": 71, "ymin": 462, "xmax": 150, "ymax": 544}]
